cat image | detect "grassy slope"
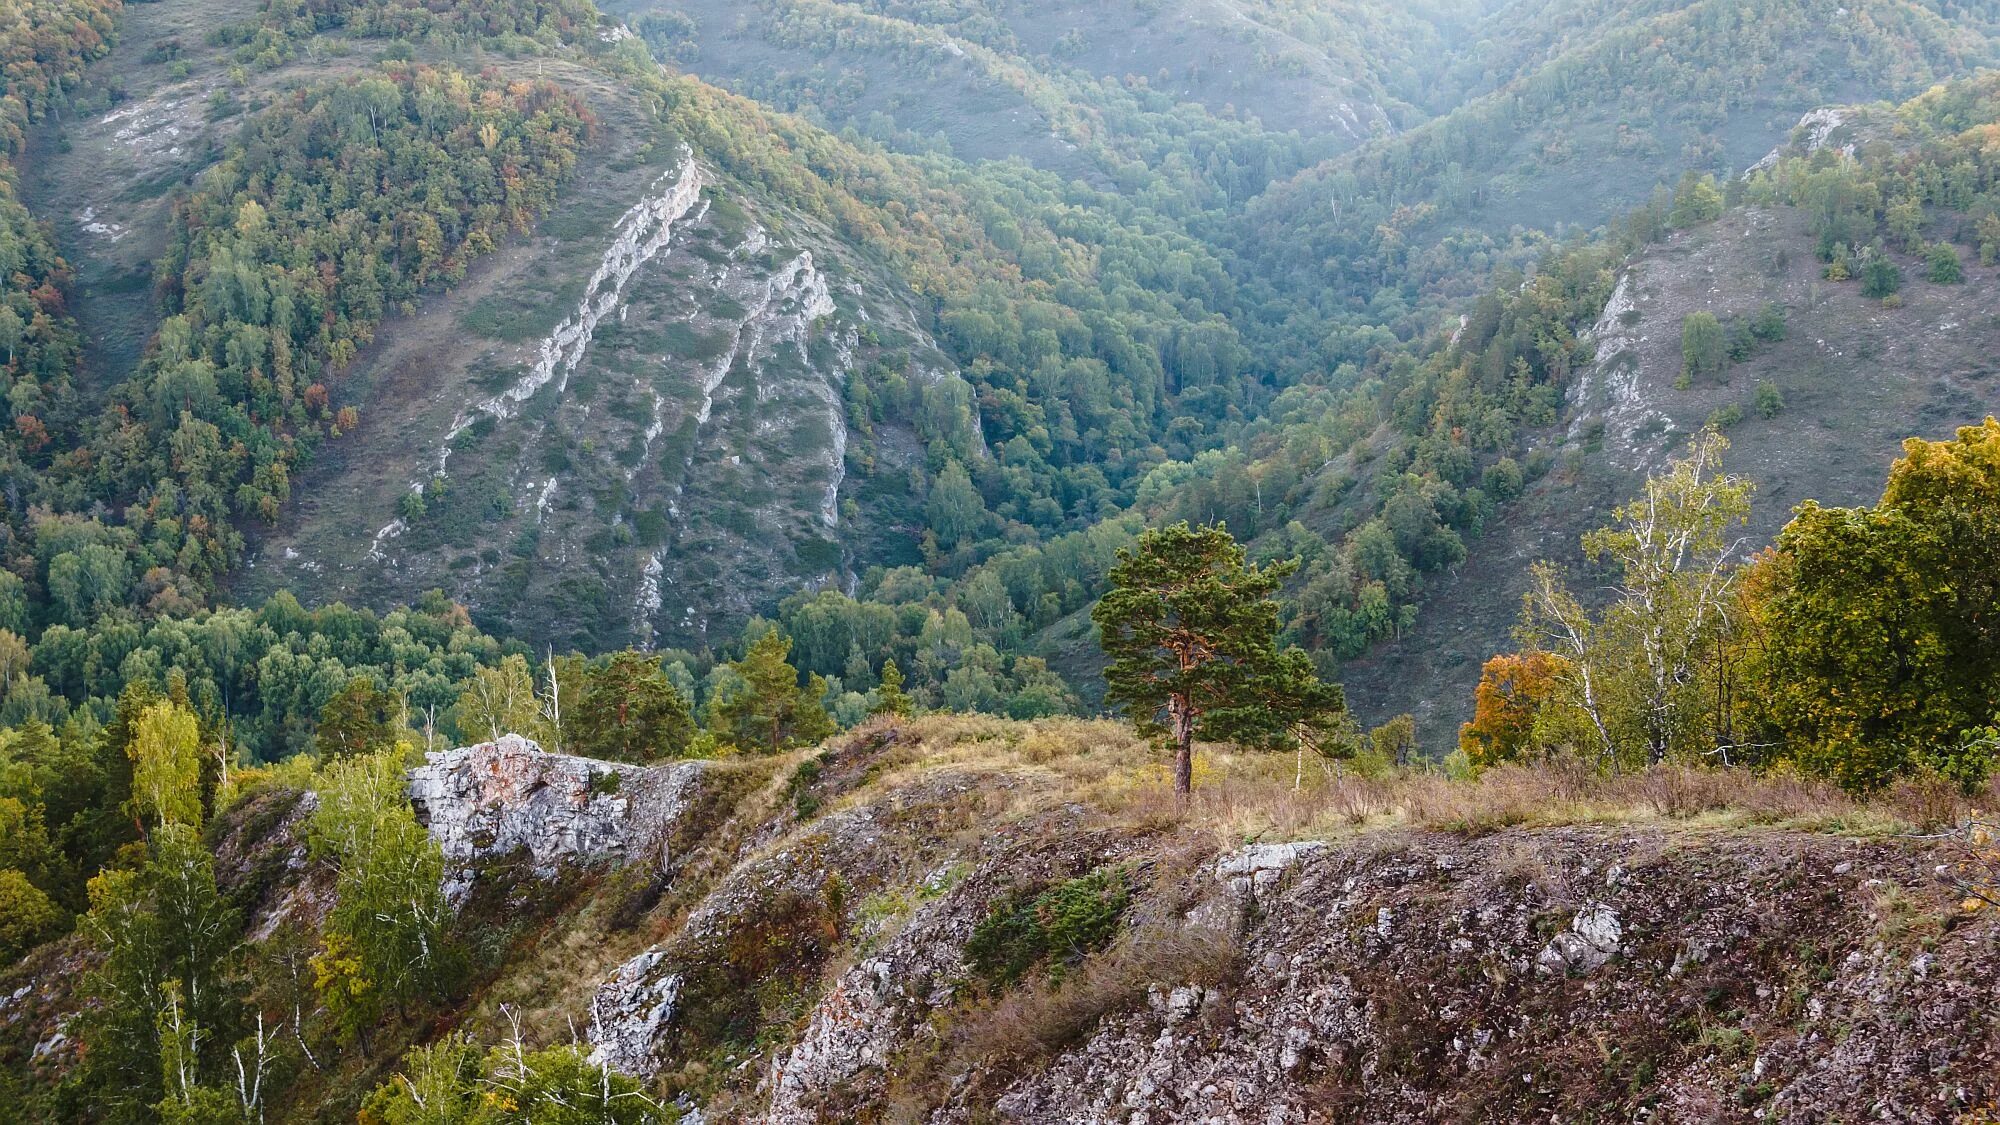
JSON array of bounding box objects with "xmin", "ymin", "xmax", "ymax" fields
[
  {"xmin": 1340, "ymin": 203, "xmax": 2000, "ymax": 742},
  {"xmin": 21, "ymin": 0, "xmax": 266, "ymax": 390},
  {"xmin": 2, "ymin": 715, "xmax": 1992, "ymax": 1118}
]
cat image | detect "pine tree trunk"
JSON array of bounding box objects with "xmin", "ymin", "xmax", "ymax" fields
[{"xmin": 1170, "ymin": 694, "xmax": 1194, "ymax": 797}]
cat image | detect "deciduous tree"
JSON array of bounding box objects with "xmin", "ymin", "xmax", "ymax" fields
[
  {"xmin": 1523, "ymin": 431, "xmax": 1752, "ymax": 768},
  {"xmin": 1459, "ymin": 651, "xmax": 1565, "ymax": 766},
  {"xmin": 129, "ymin": 702, "xmax": 203, "ymax": 830},
  {"xmin": 307, "ymin": 750, "xmax": 453, "ymax": 1050},
  {"xmin": 1745, "ymin": 418, "xmax": 2000, "ymax": 789}
]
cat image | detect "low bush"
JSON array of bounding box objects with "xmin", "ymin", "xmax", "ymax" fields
[{"xmin": 966, "ymin": 867, "xmax": 1130, "ymax": 988}]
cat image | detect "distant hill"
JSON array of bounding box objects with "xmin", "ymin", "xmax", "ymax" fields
[
  {"xmin": 18, "ymin": 0, "xmax": 2000, "ymax": 737},
  {"xmin": 1342, "ymin": 199, "xmax": 2000, "ymax": 738}
]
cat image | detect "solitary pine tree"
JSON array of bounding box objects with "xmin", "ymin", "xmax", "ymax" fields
[
  {"xmin": 711, "ymin": 630, "xmax": 836, "ymax": 754},
  {"xmin": 1093, "ymin": 523, "xmax": 1345, "ymax": 795}
]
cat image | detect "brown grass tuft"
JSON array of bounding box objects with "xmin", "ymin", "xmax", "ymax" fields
[{"xmin": 885, "ymin": 920, "xmax": 1240, "ymax": 1118}]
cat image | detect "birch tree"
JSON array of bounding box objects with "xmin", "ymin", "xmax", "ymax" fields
[
  {"xmin": 1525, "ymin": 431, "xmax": 1753, "ymax": 767},
  {"xmin": 307, "ymin": 750, "xmax": 453, "ymax": 1051},
  {"xmin": 455, "ymin": 654, "xmax": 538, "ymax": 744}
]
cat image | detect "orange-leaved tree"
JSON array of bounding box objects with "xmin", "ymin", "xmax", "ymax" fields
[{"xmin": 1458, "ymin": 651, "xmax": 1567, "ymax": 767}]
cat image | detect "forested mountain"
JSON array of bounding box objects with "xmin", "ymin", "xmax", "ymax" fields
[
  {"xmin": 8, "ymin": 0, "xmax": 2000, "ymax": 747},
  {"xmin": 0, "ymin": 0, "xmax": 1997, "ymax": 768},
  {"xmin": 7, "ymin": 0, "xmax": 2000, "ymax": 1119}
]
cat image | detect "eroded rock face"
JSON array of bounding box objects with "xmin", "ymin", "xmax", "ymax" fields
[
  {"xmin": 759, "ymin": 824, "xmax": 1155, "ymax": 1122},
  {"xmin": 407, "ymin": 734, "xmax": 704, "ymax": 901},
  {"xmin": 588, "ymin": 948, "xmax": 683, "ymax": 1076},
  {"xmin": 1215, "ymin": 841, "xmax": 1324, "ymax": 897},
  {"xmin": 979, "ymin": 830, "xmax": 2000, "ymax": 1123}
]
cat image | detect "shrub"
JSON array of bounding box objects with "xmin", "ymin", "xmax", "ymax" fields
[
  {"xmin": 787, "ymin": 755, "xmax": 824, "ymax": 819},
  {"xmin": 1482, "ymin": 457, "xmax": 1525, "ymax": 501},
  {"xmin": 1681, "ymin": 312, "xmax": 1727, "ymax": 381},
  {"xmin": 966, "ymin": 867, "xmax": 1130, "ymax": 988},
  {"xmin": 0, "ymin": 869, "xmax": 58, "ymax": 961},
  {"xmin": 1927, "ymin": 243, "xmax": 1964, "ymax": 284},
  {"xmin": 1749, "ymin": 302, "xmax": 1787, "ymax": 342},
  {"xmin": 1754, "ymin": 381, "xmax": 1784, "ymax": 419},
  {"xmin": 1862, "ymin": 254, "xmax": 1903, "ymax": 299}
]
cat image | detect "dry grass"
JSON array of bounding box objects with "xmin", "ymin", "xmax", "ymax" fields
[
  {"xmin": 845, "ymin": 716, "xmax": 2000, "ymax": 846},
  {"xmin": 882, "ymin": 919, "xmax": 1240, "ymax": 1119}
]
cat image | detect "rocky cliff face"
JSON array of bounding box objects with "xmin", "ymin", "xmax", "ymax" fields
[
  {"xmin": 408, "ymin": 734, "xmax": 707, "ymax": 903},
  {"xmin": 239, "ymin": 80, "xmax": 970, "ymax": 653},
  {"xmin": 427, "ymin": 719, "xmax": 1993, "ymax": 1123},
  {"xmin": 723, "ymin": 817, "xmax": 1998, "ymax": 1122}
]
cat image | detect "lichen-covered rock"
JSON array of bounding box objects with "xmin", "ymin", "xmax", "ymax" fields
[
  {"xmin": 759, "ymin": 823, "xmax": 1154, "ymax": 1122},
  {"xmin": 407, "ymin": 734, "xmax": 704, "ymax": 900},
  {"xmin": 1215, "ymin": 841, "xmax": 1323, "ymax": 897},
  {"xmin": 587, "ymin": 948, "xmax": 682, "ymax": 1076},
  {"xmin": 1536, "ymin": 902, "xmax": 1623, "ymax": 974}
]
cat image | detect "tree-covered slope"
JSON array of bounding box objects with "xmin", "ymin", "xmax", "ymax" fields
[
  {"xmin": 17, "ymin": 0, "xmax": 2000, "ymax": 748},
  {"xmin": 1232, "ymin": 0, "xmax": 1999, "ymax": 333}
]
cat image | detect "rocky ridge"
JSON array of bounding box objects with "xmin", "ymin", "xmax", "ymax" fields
[
  {"xmin": 401, "ymin": 723, "xmax": 2000, "ymax": 1122},
  {"xmin": 11, "ymin": 721, "xmax": 1993, "ymax": 1122}
]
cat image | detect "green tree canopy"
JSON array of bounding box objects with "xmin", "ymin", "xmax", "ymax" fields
[
  {"xmin": 1524, "ymin": 431, "xmax": 1753, "ymax": 767},
  {"xmin": 572, "ymin": 651, "xmax": 696, "ymax": 762},
  {"xmin": 709, "ymin": 630, "xmax": 835, "ymax": 755},
  {"xmin": 1092, "ymin": 522, "xmax": 1344, "ymax": 794},
  {"xmin": 307, "ymin": 749, "xmax": 453, "ymax": 1048},
  {"xmin": 316, "ymin": 677, "xmax": 401, "ymax": 759},
  {"xmin": 129, "ymin": 702, "xmax": 203, "ymax": 830},
  {"xmin": 1680, "ymin": 312, "xmax": 1726, "ymax": 382},
  {"xmin": 1747, "ymin": 417, "xmax": 2000, "ymax": 790}
]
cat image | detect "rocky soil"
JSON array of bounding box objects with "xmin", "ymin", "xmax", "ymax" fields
[
  {"xmin": 7, "ymin": 721, "xmax": 1996, "ymax": 1122},
  {"xmin": 417, "ymin": 725, "xmax": 2000, "ymax": 1122}
]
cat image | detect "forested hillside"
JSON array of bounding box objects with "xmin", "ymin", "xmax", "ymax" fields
[
  {"xmin": 9, "ymin": 0, "xmax": 2000, "ymax": 747},
  {"xmin": 5, "ymin": 0, "xmax": 2000, "ymax": 1119}
]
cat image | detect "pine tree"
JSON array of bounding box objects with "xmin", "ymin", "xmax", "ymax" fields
[
  {"xmin": 572, "ymin": 651, "xmax": 696, "ymax": 762},
  {"xmin": 871, "ymin": 658, "xmax": 912, "ymax": 717},
  {"xmin": 315, "ymin": 677, "xmax": 401, "ymax": 759},
  {"xmin": 710, "ymin": 631, "xmax": 836, "ymax": 754},
  {"xmin": 1092, "ymin": 522, "xmax": 1345, "ymax": 795}
]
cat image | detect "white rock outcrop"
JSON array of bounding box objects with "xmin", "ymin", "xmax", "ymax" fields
[
  {"xmin": 1746, "ymin": 106, "xmax": 1851, "ymax": 175},
  {"xmin": 587, "ymin": 948, "xmax": 684, "ymax": 1075},
  {"xmin": 1216, "ymin": 841, "xmax": 1325, "ymax": 896},
  {"xmin": 449, "ymin": 152, "xmax": 706, "ymax": 442},
  {"xmin": 407, "ymin": 734, "xmax": 704, "ymax": 902},
  {"xmin": 1537, "ymin": 902, "xmax": 1624, "ymax": 974}
]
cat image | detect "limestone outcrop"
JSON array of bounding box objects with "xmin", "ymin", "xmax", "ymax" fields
[{"xmin": 407, "ymin": 734, "xmax": 705, "ymax": 901}]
